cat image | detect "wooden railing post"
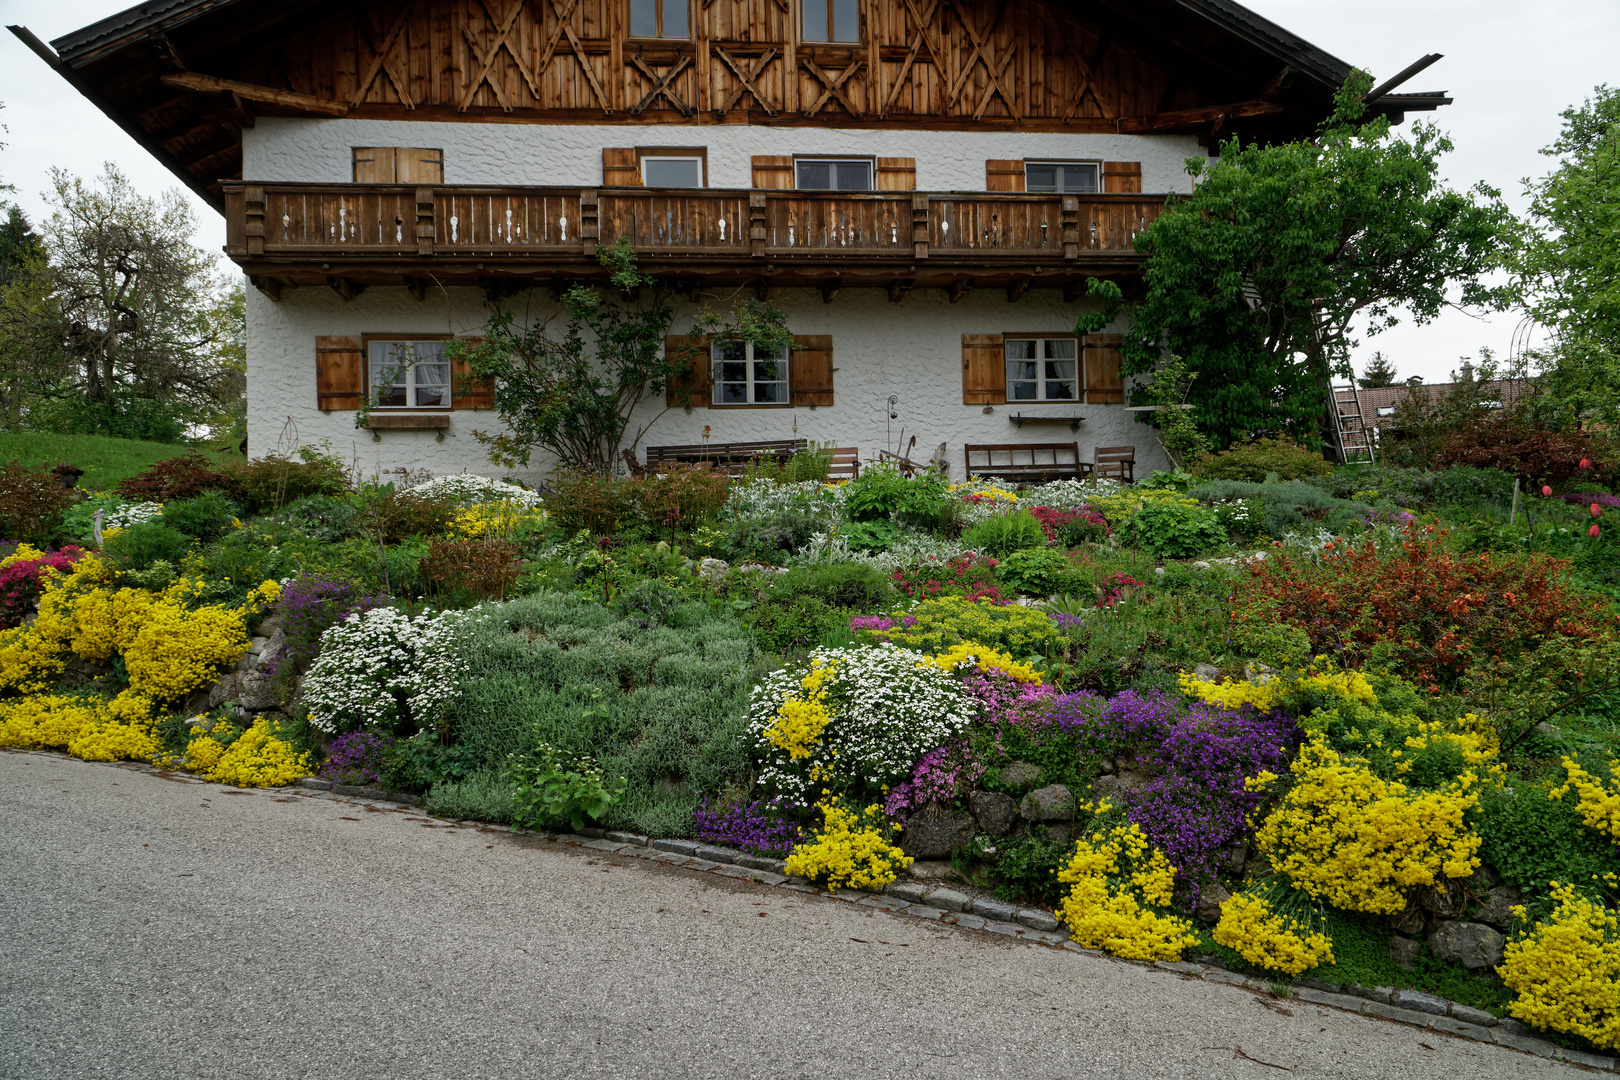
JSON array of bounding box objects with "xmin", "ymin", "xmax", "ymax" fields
[
  {"xmin": 415, "ymin": 186, "xmax": 436, "ymax": 256},
  {"xmin": 580, "ymin": 189, "xmax": 599, "ymax": 255},
  {"xmin": 749, "ymin": 192, "xmax": 768, "ymax": 257},
  {"xmin": 244, "ymin": 184, "xmax": 265, "ymax": 256},
  {"xmin": 912, "ymin": 194, "xmax": 929, "ymax": 260},
  {"xmin": 1061, "ymin": 196, "xmax": 1079, "ymax": 260}
]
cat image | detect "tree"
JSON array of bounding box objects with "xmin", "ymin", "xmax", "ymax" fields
[
  {"xmin": 1123, "ymin": 75, "xmax": 1512, "ymax": 450},
  {"xmin": 1357, "ymin": 351, "xmax": 1398, "ymax": 388}
]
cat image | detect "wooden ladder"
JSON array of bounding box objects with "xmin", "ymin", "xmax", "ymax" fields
[{"xmin": 1328, "ymin": 383, "xmax": 1376, "ymax": 465}]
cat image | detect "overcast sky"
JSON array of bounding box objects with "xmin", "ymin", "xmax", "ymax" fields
[{"xmin": 0, "ymin": 0, "xmax": 1616, "ymax": 385}]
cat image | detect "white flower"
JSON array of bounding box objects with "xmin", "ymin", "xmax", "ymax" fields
[
  {"xmin": 105, "ymin": 502, "xmax": 164, "ymax": 529},
  {"xmin": 301, "ymin": 606, "xmax": 474, "ymax": 734},
  {"xmin": 409, "ymin": 473, "xmax": 542, "ymax": 508}
]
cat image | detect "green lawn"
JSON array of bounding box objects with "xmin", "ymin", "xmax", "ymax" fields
[{"xmin": 0, "ymin": 433, "xmax": 241, "ymax": 493}]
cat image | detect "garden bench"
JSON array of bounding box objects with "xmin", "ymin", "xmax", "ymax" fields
[
  {"xmin": 641, "ymin": 438, "xmax": 808, "ymax": 476},
  {"xmin": 963, "ymin": 442, "xmax": 1088, "ymax": 484},
  {"xmin": 824, "ymin": 447, "xmax": 860, "ymax": 481},
  {"xmin": 1093, "ymin": 445, "xmax": 1136, "ymax": 483}
]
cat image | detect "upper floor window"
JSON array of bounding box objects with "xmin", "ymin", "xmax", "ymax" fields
[
  {"xmin": 1025, "ymin": 162, "xmax": 1099, "ymax": 194},
  {"xmin": 353, "ymin": 147, "xmax": 444, "ymax": 184},
  {"xmin": 796, "ymin": 158, "xmax": 872, "ymax": 191},
  {"xmin": 1005, "ymin": 337, "xmax": 1078, "ymax": 401},
  {"xmin": 369, "ymin": 338, "xmax": 450, "ymax": 409},
  {"xmin": 1375, "ymin": 405, "xmax": 1396, "ymax": 417},
  {"xmin": 802, "ymin": 0, "xmax": 858, "ymax": 43},
  {"xmin": 630, "ymin": 0, "xmax": 688, "ymax": 39},
  {"xmin": 642, "ymin": 154, "xmax": 704, "ymax": 187},
  {"xmin": 713, "ymin": 340, "xmax": 788, "ymax": 405}
]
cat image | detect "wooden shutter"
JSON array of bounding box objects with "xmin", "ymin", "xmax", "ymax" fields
[
  {"xmin": 790, "ymin": 335, "xmax": 834, "ymax": 406},
  {"xmin": 450, "ymin": 338, "xmax": 492, "ymax": 409},
  {"xmin": 962, "ymin": 334, "xmax": 1005, "ymax": 404},
  {"xmin": 1085, "ymin": 333, "xmax": 1124, "ymax": 403},
  {"xmin": 603, "ymin": 148, "xmax": 641, "ymax": 186},
  {"xmin": 664, "ymin": 335, "xmax": 712, "ymax": 407},
  {"xmin": 1102, "ymin": 162, "xmax": 1141, "ymax": 193},
  {"xmin": 751, "ymin": 155, "xmax": 795, "ymax": 189},
  {"xmin": 397, "ymin": 148, "xmax": 444, "ymax": 184},
  {"xmin": 986, "ymin": 160, "xmax": 1025, "ymax": 192},
  {"xmin": 353, "ymin": 147, "xmax": 397, "ymax": 183},
  {"xmin": 876, "ymin": 158, "xmax": 917, "ymax": 191},
  {"xmin": 316, "ymin": 336, "xmax": 363, "ymax": 411}
]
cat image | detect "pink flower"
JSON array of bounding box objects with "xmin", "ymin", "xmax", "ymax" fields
[
  {"xmin": 1582, "ymin": 458, "xmax": 1593, "ymax": 470},
  {"xmin": 1542, "ymin": 485, "xmax": 1554, "ymax": 498},
  {"xmin": 1592, "ymin": 524, "xmax": 1603, "ymax": 538},
  {"xmin": 1594, "ymin": 504, "xmax": 1604, "ymax": 518}
]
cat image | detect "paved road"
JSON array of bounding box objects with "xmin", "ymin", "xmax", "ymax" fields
[{"xmin": 0, "ymin": 752, "xmax": 1580, "ymax": 1080}]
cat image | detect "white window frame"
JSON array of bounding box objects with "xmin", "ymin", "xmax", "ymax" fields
[
  {"xmin": 641, "ymin": 154, "xmax": 705, "ymax": 188},
  {"xmin": 1004, "ymin": 336, "xmax": 1080, "ymax": 402},
  {"xmin": 711, "ymin": 339, "xmax": 790, "ymax": 406},
  {"xmin": 1024, "ymin": 161, "xmax": 1101, "ymax": 194},
  {"xmin": 367, "ymin": 337, "xmax": 452, "ymax": 410},
  {"xmin": 794, "ymin": 158, "xmax": 873, "ymax": 191},
  {"xmin": 1375, "ymin": 405, "xmax": 1396, "ymax": 417}
]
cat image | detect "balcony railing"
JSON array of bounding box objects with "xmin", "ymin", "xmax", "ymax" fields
[{"xmin": 225, "ymin": 183, "xmax": 1162, "ymax": 268}]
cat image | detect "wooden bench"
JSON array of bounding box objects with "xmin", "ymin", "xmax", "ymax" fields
[
  {"xmin": 963, "ymin": 443, "xmax": 1088, "ymax": 484},
  {"xmin": 642, "ymin": 438, "xmax": 808, "ymax": 476},
  {"xmin": 825, "ymin": 447, "xmax": 860, "ymax": 481},
  {"xmin": 1093, "ymin": 445, "xmax": 1136, "ymax": 483}
]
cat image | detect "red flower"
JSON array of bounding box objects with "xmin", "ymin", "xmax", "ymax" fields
[
  {"xmin": 1592, "ymin": 524, "xmax": 1603, "ymax": 538},
  {"xmin": 1542, "ymin": 485, "xmax": 1554, "ymax": 498},
  {"xmin": 1582, "ymin": 458, "xmax": 1593, "ymax": 470}
]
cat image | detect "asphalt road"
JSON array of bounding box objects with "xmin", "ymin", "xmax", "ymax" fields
[{"xmin": 0, "ymin": 751, "xmax": 1582, "ymax": 1080}]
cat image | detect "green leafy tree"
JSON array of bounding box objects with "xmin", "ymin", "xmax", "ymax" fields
[
  {"xmin": 1357, "ymin": 351, "xmax": 1398, "ymax": 389},
  {"xmin": 1123, "ymin": 75, "xmax": 1511, "ymax": 450}
]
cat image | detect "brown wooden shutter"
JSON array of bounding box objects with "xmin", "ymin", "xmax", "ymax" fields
[
  {"xmin": 790, "ymin": 335, "xmax": 834, "ymax": 406},
  {"xmin": 603, "ymin": 147, "xmax": 641, "ymax": 186},
  {"xmin": 751, "ymin": 155, "xmax": 795, "ymax": 189},
  {"xmin": 1101, "ymin": 162, "xmax": 1142, "ymax": 193},
  {"xmin": 986, "ymin": 160, "xmax": 1025, "ymax": 192},
  {"xmin": 397, "ymin": 148, "xmax": 444, "ymax": 184},
  {"xmin": 1084, "ymin": 333, "xmax": 1124, "ymax": 403},
  {"xmin": 316, "ymin": 336, "xmax": 363, "ymax": 411},
  {"xmin": 353, "ymin": 148, "xmax": 397, "ymax": 183},
  {"xmin": 876, "ymin": 158, "xmax": 917, "ymax": 191},
  {"xmin": 450, "ymin": 338, "xmax": 492, "ymax": 409},
  {"xmin": 962, "ymin": 334, "xmax": 1006, "ymax": 404},
  {"xmin": 664, "ymin": 335, "xmax": 712, "ymax": 407}
]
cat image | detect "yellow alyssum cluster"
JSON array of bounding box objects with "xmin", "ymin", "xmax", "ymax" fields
[
  {"xmin": 948, "ymin": 481, "xmax": 1018, "ymax": 502},
  {"xmin": 0, "ymin": 689, "xmax": 159, "ymax": 763},
  {"xmin": 1054, "ymin": 813, "xmax": 1199, "ymax": 962},
  {"xmin": 1397, "ymin": 714, "xmax": 1502, "ymax": 775},
  {"xmin": 762, "ymin": 658, "xmax": 838, "ymax": 761},
  {"xmin": 1214, "ymin": 892, "xmax": 1336, "ymax": 976},
  {"xmin": 926, "ymin": 640, "xmax": 1043, "ymax": 684},
  {"xmin": 1179, "ymin": 667, "xmax": 1378, "ymax": 713},
  {"xmin": 452, "ymin": 500, "xmax": 548, "ymax": 539},
  {"xmin": 1552, "ymin": 757, "xmax": 1620, "ymax": 841},
  {"xmin": 1500, "ymin": 880, "xmax": 1620, "ymax": 1049},
  {"xmin": 784, "ymin": 796, "xmax": 912, "ymax": 891},
  {"xmin": 201, "ymin": 719, "xmax": 312, "ymax": 788},
  {"xmin": 1252, "ymin": 740, "xmax": 1481, "ymax": 915}
]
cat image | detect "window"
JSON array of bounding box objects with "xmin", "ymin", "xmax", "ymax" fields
[
  {"xmin": 1025, "ymin": 162, "xmax": 1099, "ymax": 194},
  {"xmin": 369, "ymin": 338, "xmax": 451, "ymax": 409},
  {"xmin": 802, "ymin": 0, "xmax": 858, "ymax": 42},
  {"xmin": 795, "ymin": 159, "xmax": 872, "ymax": 191},
  {"xmin": 642, "ymin": 155, "xmax": 704, "ymax": 187},
  {"xmin": 1375, "ymin": 405, "xmax": 1396, "ymax": 418},
  {"xmin": 630, "ymin": 0, "xmax": 688, "ymax": 38},
  {"xmin": 1005, "ymin": 338, "xmax": 1078, "ymax": 401},
  {"xmin": 712, "ymin": 340, "xmax": 788, "ymax": 405},
  {"xmin": 353, "ymin": 147, "xmax": 444, "ymax": 184}
]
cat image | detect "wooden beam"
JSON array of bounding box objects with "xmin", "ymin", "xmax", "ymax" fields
[
  {"xmin": 405, "ymin": 276, "xmax": 428, "ymax": 301},
  {"xmin": 1118, "ymin": 99, "xmax": 1283, "ymax": 133},
  {"xmin": 250, "ymin": 275, "xmax": 282, "ymax": 302},
  {"xmin": 160, "ymin": 72, "xmax": 348, "ymax": 116},
  {"xmin": 327, "ymin": 276, "xmax": 361, "ymax": 301},
  {"xmin": 888, "ymin": 277, "xmax": 914, "ymax": 303},
  {"xmin": 1006, "ymin": 278, "xmax": 1029, "ymax": 303},
  {"xmin": 821, "ymin": 277, "xmax": 841, "ymax": 304},
  {"xmin": 948, "ymin": 278, "xmax": 972, "ymax": 303}
]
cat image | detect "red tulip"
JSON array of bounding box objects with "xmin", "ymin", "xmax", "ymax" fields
[
  {"xmin": 1582, "ymin": 458, "xmax": 1593, "ymax": 470},
  {"xmin": 1542, "ymin": 485, "xmax": 1554, "ymax": 498},
  {"xmin": 1592, "ymin": 524, "xmax": 1603, "ymax": 538},
  {"xmin": 1595, "ymin": 504, "xmax": 1605, "ymax": 518}
]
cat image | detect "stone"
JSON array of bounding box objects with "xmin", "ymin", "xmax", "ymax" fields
[
  {"xmin": 1467, "ymin": 863, "xmax": 1502, "ymax": 890},
  {"xmin": 604, "ymin": 831, "xmax": 649, "ymax": 847},
  {"xmin": 1089, "ymin": 771, "xmax": 1148, "ymax": 804},
  {"xmin": 1427, "ymin": 920, "xmax": 1505, "ymax": 970},
  {"xmin": 970, "ymin": 897, "xmax": 1019, "ymax": 922},
  {"xmin": 907, "ymin": 859, "xmax": 964, "ymax": 883},
  {"xmin": 207, "ymin": 674, "xmax": 237, "ymax": 709},
  {"xmin": 1294, "ymin": 977, "xmax": 1342, "ymax": 993},
  {"xmin": 1016, "ymin": 909, "xmax": 1060, "ymax": 932},
  {"xmin": 1346, "ymin": 984, "xmax": 1394, "ymax": 1004},
  {"xmin": 1491, "ymin": 1031, "xmax": 1559, "ymax": 1058},
  {"xmin": 944, "ymin": 912, "xmax": 986, "ymax": 930},
  {"xmin": 1472, "ymin": 885, "xmax": 1523, "ymax": 929},
  {"xmin": 1156, "ymin": 960, "xmax": 1204, "ymax": 975},
  {"xmin": 1390, "ymin": 990, "xmax": 1449, "ymax": 1016},
  {"xmin": 998, "ymin": 760, "xmax": 1042, "ymax": 790},
  {"xmin": 884, "ymin": 882, "xmax": 931, "ymax": 903},
  {"xmin": 693, "ymin": 845, "xmax": 736, "ymax": 864},
  {"xmin": 1293, "ymin": 988, "xmax": 1367, "ymax": 1012},
  {"xmin": 696, "ymin": 557, "xmax": 729, "ymax": 580},
  {"xmin": 1223, "ymin": 842, "xmax": 1248, "ymax": 875},
  {"xmin": 236, "ymin": 670, "xmax": 281, "ymax": 712},
  {"xmin": 1019, "ymin": 784, "xmax": 1075, "ymax": 822},
  {"xmin": 1387, "ymin": 935, "xmax": 1421, "ymax": 971},
  {"xmin": 1096, "ymin": 757, "xmax": 1115, "ymax": 775},
  {"xmin": 968, "ymin": 790, "xmax": 1018, "ymax": 836},
  {"xmin": 300, "ymin": 777, "xmax": 334, "ymax": 791},
  {"xmin": 1363, "ymin": 1002, "xmax": 1438, "ymax": 1027},
  {"xmin": 1555, "ymin": 1047, "xmax": 1619, "ymax": 1070},
  {"xmin": 1390, "ymin": 902, "xmax": 1425, "ymax": 936},
  {"xmin": 650, "ymin": 838, "xmax": 701, "ymax": 856},
  {"xmin": 923, "ymin": 887, "xmax": 970, "ymax": 912},
  {"xmin": 734, "ymin": 854, "xmax": 783, "ymax": 872},
  {"xmin": 1418, "ymin": 881, "xmax": 1466, "ymax": 918},
  {"xmin": 1193, "ymin": 663, "xmax": 1221, "ymax": 681},
  {"xmin": 1427, "ymin": 1017, "xmax": 1493, "ymax": 1042},
  {"xmin": 576, "ymin": 826, "xmax": 606, "ymax": 838},
  {"xmin": 900, "ymin": 803, "xmax": 976, "ymax": 859},
  {"xmin": 1534, "ymin": 721, "xmax": 1565, "ymax": 742},
  {"xmin": 1043, "ymin": 823, "xmax": 1075, "ymax": 847},
  {"xmin": 1196, "ymin": 881, "xmax": 1231, "ymax": 924},
  {"xmin": 1448, "ymin": 1004, "xmax": 1498, "ymax": 1027}
]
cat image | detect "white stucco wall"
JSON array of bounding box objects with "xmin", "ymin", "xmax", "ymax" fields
[
  {"xmin": 245, "ymin": 283, "xmax": 1168, "ymax": 482},
  {"xmin": 243, "ymin": 119, "xmax": 1205, "ymax": 194}
]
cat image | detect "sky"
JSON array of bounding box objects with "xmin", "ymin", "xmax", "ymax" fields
[{"xmin": 0, "ymin": 0, "xmax": 1616, "ymax": 386}]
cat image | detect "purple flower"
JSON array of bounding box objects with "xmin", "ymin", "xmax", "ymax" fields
[
  {"xmin": 693, "ymin": 796, "xmax": 802, "ymax": 855},
  {"xmin": 319, "ymin": 731, "xmax": 395, "ymax": 786}
]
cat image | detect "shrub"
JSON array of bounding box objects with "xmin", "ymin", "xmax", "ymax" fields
[
  {"xmin": 102, "ymin": 522, "xmax": 191, "ymax": 571},
  {"xmin": 720, "ymin": 509, "xmax": 822, "ymax": 563},
  {"xmin": 280, "ymin": 494, "xmax": 361, "ymax": 542},
  {"xmin": 875, "ymin": 594, "xmax": 1058, "ymax": 656},
  {"xmin": 511, "ymin": 737, "xmax": 625, "ymax": 832},
  {"xmin": 783, "ymin": 797, "xmax": 911, "ymax": 891},
  {"xmin": 1477, "ymin": 778, "xmax": 1620, "ymax": 897},
  {"xmin": 301, "ymin": 607, "xmax": 472, "ymax": 736},
  {"xmin": 233, "ymin": 451, "xmax": 350, "ymax": 514},
  {"xmin": 1129, "ymin": 501, "xmax": 1226, "ymax": 558},
  {"xmin": 1501, "ymin": 882, "xmax": 1620, "ymax": 1049},
  {"xmin": 772, "ymin": 562, "xmax": 891, "ymax": 609},
  {"xmin": 117, "ymin": 453, "xmax": 240, "ymax": 503},
  {"xmin": 158, "ymin": 491, "xmax": 241, "ymax": 541},
  {"xmin": 548, "ymin": 469, "xmax": 633, "ymax": 534},
  {"xmin": 418, "ymin": 538, "xmax": 523, "ymax": 603},
  {"xmin": 1431, "ymin": 465, "xmax": 1516, "ymax": 507},
  {"xmin": 1433, "ymin": 417, "xmax": 1614, "ymax": 487},
  {"xmin": 961, "ymin": 510, "xmax": 1047, "ymax": 557},
  {"xmin": 1029, "ymin": 504, "xmax": 1110, "ymax": 546},
  {"xmin": 1193, "ymin": 438, "xmax": 1332, "ymax": 483},
  {"xmin": 997, "ymin": 547, "xmax": 1070, "ymax": 596},
  {"xmin": 0, "ymin": 547, "xmax": 82, "ymax": 629},
  {"xmin": 891, "ymin": 553, "xmax": 999, "ymax": 602},
  {"xmin": 1055, "ymin": 809, "xmax": 1200, "ymax": 961},
  {"xmin": 632, "ymin": 464, "xmax": 731, "ymax": 535},
  {"xmin": 1190, "ymin": 479, "xmax": 1367, "ymax": 539},
  {"xmin": 743, "ymin": 594, "xmax": 843, "ymax": 652},
  {"xmin": 349, "ymin": 485, "xmax": 458, "ymax": 544},
  {"xmin": 318, "ymin": 731, "xmax": 396, "ymax": 786},
  {"xmin": 0, "ymin": 463, "xmax": 73, "ymax": 545},
  {"xmin": 422, "ymin": 769, "xmax": 516, "ymax": 823}
]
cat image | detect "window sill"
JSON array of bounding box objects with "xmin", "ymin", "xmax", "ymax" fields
[
  {"xmin": 710, "ymin": 402, "xmax": 795, "ymax": 409},
  {"xmin": 365, "ymin": 413, "xmax": 450, "ymax": 430}
]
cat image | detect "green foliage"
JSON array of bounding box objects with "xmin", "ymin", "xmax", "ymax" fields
[
  {"xmin": 744, "ymin": 595, "xmax": 844, "ymax": 653},
  {"xmin": 0, "ymin": 461, "xmax": 73, "ymax": 544},
  {"xmin": 997, "ymin": 547, "xmax": 1070, "ymax": 596},
  {"xmin": 1358, "ymin": 351, "xmax": 1399, "ymax": 389},
  {"xmin": 157, "ymin": 491, "xmax": 240, "ymax": 541},
  {"xmin": 742, "ymin": 447, "xmax": 833, "ymax": 484},
  {"xmin": 1305, "ymin": 464, "xmax": 1434, "ymax": 508},
  {"xmin": 1129, "ymin": 500, "xmax": 1225, "ymax": 558},
  {"xmin": 103, "ymin": 521, "xmax": 191, "ymax": 571},
  {"xmin": 279, "ymin": 494, "xmax": 360, "ymax": 543},
  {"xmin": 383, "ymin": 733, "xmax": 481, "ymax": 793},
  {"xmin": 961, "ymin": 510, "xmax": 1048, "ymax": 557},
  {"xmin": 841, "ymin": 462, "xmax": 957, "ymax": 531},
  {"xmin": 1477, "ymin": 777, "xmax": 1620, "ymax": 899},
  {"xmin": 989, "ymin": 827, "xmax": 1073, "ymax": 906},
  {"xmin": 773, "ymin": 562, "xmax": 893, "ymax": 609},
  {"xmin": 422, "ymin": 769, "xmax": 516, "ymax": 824},
  {"xmin": 1189, "ymin": 479, "xmax": 1370, "ymax": 539},
  {"xmin": 511, "ymin": 736, "xmax": 627, "ymax": 832},
  {"xmin": 879, "ymin": 594, "xmax": 1058, "ymax": 657},
  {"xmin": 0, "ymin": 434, "xmax": 238, "ymax": 498},
  {"xmin": 1431, "ymin": 465, "xmax": 1516, "ymax": 507},
  {"xmin": 1296, "ymin": 910, "xmax": 1511, "ymax": 1013},
  {"xmin": 233, "ymin": 451, "xmax": 350, "ymax": 515},
  {"xmin": 1192, "ymin": 438, "xmax": 1332, "ymax": 483}
]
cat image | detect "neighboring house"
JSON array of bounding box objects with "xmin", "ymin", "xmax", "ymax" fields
[
  {"xmin": 22, "ymin": 0, "xmax": 1448, "ymax": 482},
  {"xmin": 1336, "ymin": 379, "xmax": 1533, "ymax": 436}
]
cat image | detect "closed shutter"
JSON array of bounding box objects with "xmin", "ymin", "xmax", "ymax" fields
[
  {"xmin": 986, "ymin": 160, "xmax": 1025, "ymax": 192},
  {"xmin": 316, "ymin": 336, "xmax": 364, "ymax": 411},
  {"xmin": 962, "ymin": 333, "xmax": 1006, "ymax": 404},
  {"xmin": 450, "ymin": 338, "xmax": 492, "ymax": 409},
  {"xmin": 603, "ymin": 147, "xmax": 641, "ymax": 186},
  {"xmin": 751, "ymin": 155, "xmax": 795, "ymax": 189},
  {"xmin": 1084, "ymin": 333, "xmax": 1124, "ymax": 403},
  {"xmin": 876, "ymin": 158, "xmax": 917, "ymax": 191},
  {"xmin": 397, "ymin": 148, "xmax": 444, "ymax": 184},
  {"xmin": 664, "ymin": 335, "xmax": 712, "ymax": 407},
  {"xmin": 352, "ymin": 147, "xmax": 397, "ymax": 182},
  {"xmin": 790, "ymin": 335, "xmax": 834, "ymax": 406},
  {"xmin": 1101, "ymin": 162, "xmax": 1141, "ymax": 193}
]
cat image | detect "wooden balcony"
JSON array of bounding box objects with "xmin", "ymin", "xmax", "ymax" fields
[{"xmin": 222, "ymin": 183, "xmax": 1163, "ymax": 301}]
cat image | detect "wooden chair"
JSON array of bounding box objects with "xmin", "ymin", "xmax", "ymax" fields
[
  {"xmin": 963, "ymin": 442, "xmax": 1087, "ymax": 484},
  {"xmin": 1093, "ymin": 446, "xmax": 1136, "ymax": 483},
  {"xmin": 824, "ymin": 447, "xmax": 861, "ymax": 481}
]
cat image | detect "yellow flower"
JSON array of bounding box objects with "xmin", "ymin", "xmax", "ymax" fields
[
  {"xmin": 1054, "ymin": 819, "xmax": 1198, "ymax": 962},
  {"xmin": 784, "ymin": 797, "xmax": 911, "ymax": 891},
  {"xmin": 1214, "ymin": 891, "xmax": 1335, "ymax": 976},
  {"xmin": 1501, "ymin": 881, "xmax": 1620, "ymax": 1048}
]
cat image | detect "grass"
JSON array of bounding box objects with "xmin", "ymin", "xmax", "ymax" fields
[{"xmin": 0, "ymin": 432, "xmax": 241, "ymax": 493}]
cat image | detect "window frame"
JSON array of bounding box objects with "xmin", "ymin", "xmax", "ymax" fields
[
  {"xmin": 637, "ymin": 147, "xmax": 708, "ymax": 188},
  {"xmin": 1002, "ymin": 333, "xmax": 1082, "ymax": 404},
  {"xmin": 793, "ymin": 156, "xmax": 876, "ymax": 191},
  {"xmin": 801, "ymin": 0, "xmax": 860, "ymax": 43},
  {"xmin": 1023, "ymin": 160, "xmax": 1102, "ymax": 195},
  {"xmin": 710, "ymin": 338, "xmax": 792, "ymax": 408},
  {"xmin": 628, "ymin": 0, "xmax": 690, "ymax": 40},
  {"xmin": 362, "ymin": 333, "xmax": 455, "ymax": 411}
]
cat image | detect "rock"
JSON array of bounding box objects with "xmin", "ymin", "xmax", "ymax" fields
[
  {"xmin": 1017, "ymin": 909, "xmax": 1061, "ymax": 932},
  {"xmin": 1089, "ymin": 770, "xmax": 1148, "ymax": 805},
  {"xmin": 1467, "ymin": 863, "xmax": 1502, "ymax": 891},
  {"xmin": 1096, "ymin": 757, "xmax": 1116, "ymax": 776},
  {"xmin": 1390, "ymin": 902, "xmax": 1425, "ymax": 937},
  {"xmin": 906, "ymin": 859, "xmax": 964, "ymax": 883},
  {"xmin": 998, "ymin": 760, "xmax": 1042, "ymax": 790},
  {"xmin": 249, "ymin": 613, "xmax": 282, "ymax": 639},
  {"xmin": 923, "ymin": 887, "xmax": 970, "ymax": 912},
  {"xmin": 236, "ymin": 670, "xmax": 281, "ymax": 712},
  {"xmin": 1193, "ymin": 663, "xmax": 1221, "ymax": 681},
  {"xmin": 900, "ymin": 802, "xmax": 976, "ymax": 859},
  {"xmin": 246, "ymin": 635, "xmax": 270, "ymax": 656},
  {"xmin": 1473, "ymin": 885, "xmax": 1524, "ymax": 929},
  {"xmin": 1428, "ymin": 920, "xmax": 1505, "ymax": 970},
  {"xmin": 1043, "ymin": 823, "xmax": 1075, "ymax": 847},
  {"xmin": 1392, "ymin": 990, "xmax": 1449, "ymax": 1016},
  {"xmin": 207, "ymin": 674, "xmax": 238, "ymax": 709},
  {"xmin": 1225, "ymin": 842, "xmax": 1249, "ymax": 876},
  {"xmin": 1534, "ymin": 722, "xmax": 1564, "ymax": 741},
  {"xmin": 968, "ymin": 790, "xmax": 1019, "ymax": 836},
  {"xmin": 182, "ymin": 688, "xmax": 211, "ymax": 715},
  {"xmin": 1418, "ymin": 881, "xmax": 1466, "ymax": 918},
  {"xmin": 1019, "ymin": 784, "xmax": 1075, "ymax": 822},
  {"xmin": 1388, "ymin": 935, "xmax": 1421, "ymax": 971},
  {"xmin": 256, "ymin": 628, "xmax": 286, "ymax": 670},
  {"xmin": 696, "ymin": 557, "xmax": 730, "ymax": 580},
  {"xmin": 1197, "ymin": 881, "xmax": 1231, "ymax": 924}
]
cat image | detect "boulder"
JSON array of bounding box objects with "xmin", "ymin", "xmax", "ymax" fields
[
  {"xmin": 236, "ymin": 670, "xmax": 281, "ymax": 712},
  {"xmin": 1224, "ymin": 842, "xmax": 1249, "ymax": 876},
  {"xmin": 697, "ymin": 557, "xmax": 730, "ymax": 581},
  {"xmin": 1043, "ymin": 823, "xmax": 1075, "ymax": 847},
  {"xmin": 900, "ymin": 803, "xmax": 976, "ymax": 859},
  {"xmin": 1193, "ymin": 663, "xmax": 1221, "ymax": 681},
  {"xmin": 968, "ymin": 790, "xmax": 1018, "ymax": 836},
  {"xmin": 1020, "ymin": 784, "xmax": 1075, "ymax": 822},
  {"xmin": 1196, "ymin": 881, "xmax": 1231, "ymax": 924},
  {"xmin": 1388, "ymin": 935, "xmax": 1421, "ymax": 971},
  {"xmin": 1390, "ymin": 902, "xmax": 1425, "ymax": 937},
  {"xmin": 1089, "ymin": 770, "xmax": 1148, "ymax": 805},
  {"xmin": 207, "ymin": 673, "xmax": 238, "ymax": 709},
  {"xmin": 999, "ymin": 760, "xmax": 1042, "ymax": 790},
  {"xmin": 906, "ymin": 859, "xmax": 965, "ymax": 883},
  {"xmin": 1472, "ymin": 886, "xmax": 1524, "ymax": 929},
  {"xmin": 1427, "ymin": 920, "xmax": 1505, "ymax": 970},
  {"xmin": 1418, "ymin": 881, "xmax": 1466, "ymax": 918}
]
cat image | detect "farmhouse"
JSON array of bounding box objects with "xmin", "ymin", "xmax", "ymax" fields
[{"xmin": 18, "ymin": 0, "xmax": 1448, "ymax": 481}]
